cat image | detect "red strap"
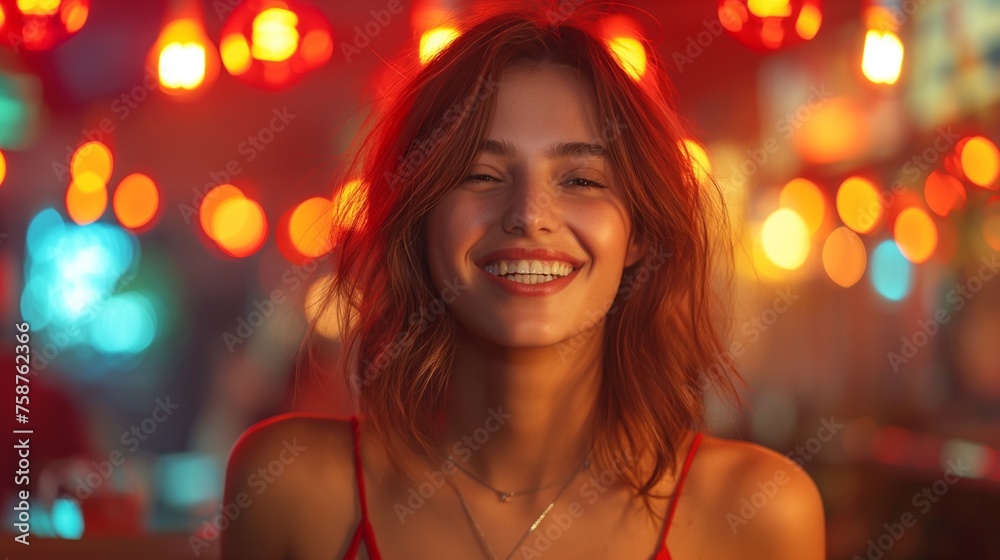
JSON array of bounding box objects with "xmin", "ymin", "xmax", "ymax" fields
[
  {"xmin": 346, "ymin": 417, "xmax": 383, "ymax": 560},
  {"xmin": 661, "ymin": 432, "xmax": 703, "ymax": 543}
]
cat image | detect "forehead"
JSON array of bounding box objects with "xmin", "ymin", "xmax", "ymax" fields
[{"xmin": 485, "ymin": 64, "xmax": 603, "ymax": 147}]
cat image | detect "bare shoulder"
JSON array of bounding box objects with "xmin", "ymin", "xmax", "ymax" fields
[
  {"xmin": 684, "ymin": 434, "xmax": 826, "ymax": 559},
  {"xmin": 220, "ymin": 414, "xmax": 360, "ymax": 560}
]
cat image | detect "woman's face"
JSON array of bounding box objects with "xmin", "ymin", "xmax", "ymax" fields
[{"xmin": 425, "ymin": 64, "xmax": 644, "ymax": 349}]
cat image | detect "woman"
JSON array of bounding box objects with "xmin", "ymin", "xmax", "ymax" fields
[{"xmin": 222, "ymin": 3, "xmax": 825, "ymax": 559}]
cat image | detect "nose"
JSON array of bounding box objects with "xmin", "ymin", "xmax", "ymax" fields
[{"xmin": 501, "ymin": 174, "xmax": 559, "ymax": 236}]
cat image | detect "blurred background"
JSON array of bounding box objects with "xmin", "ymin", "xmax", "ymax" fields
[{"xmin": 0, "ymin": 0, "xmax": 998, "ymax": 558}]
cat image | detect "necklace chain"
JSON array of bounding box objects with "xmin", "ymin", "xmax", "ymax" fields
[
  {"xmin": 446, "ymin": 455, "xmax": 581, "ymax": 502},
  {"xmin": 446, "ymin": 454, "xmax": 591, "ymax": 560}
]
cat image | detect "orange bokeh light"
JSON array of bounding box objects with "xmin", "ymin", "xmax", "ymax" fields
[{"xmin": 113, "ymin": 173, "xmax": 159, "ymax": 230}]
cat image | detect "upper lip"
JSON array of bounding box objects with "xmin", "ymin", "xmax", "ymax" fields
[{"xmin": 476, "ymin": 247, "xmax": 585, "ymax": 269}]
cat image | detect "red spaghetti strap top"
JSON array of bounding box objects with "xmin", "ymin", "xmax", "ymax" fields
[
  {"xmin": 654, "ymin": 431, "xmax": 704, "ymax": 559},
  {"xmin": 343, "ymin": 417, "xmax": 702, "ymax": 560},
  {"xmin": 344, "ymin": 417, "xmax": 384, "ymax": 560}
]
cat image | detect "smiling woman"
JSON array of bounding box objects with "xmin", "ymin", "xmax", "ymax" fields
[{"xmin": 222, "ymin": 1, "xmax": 825, "ymax": 559}]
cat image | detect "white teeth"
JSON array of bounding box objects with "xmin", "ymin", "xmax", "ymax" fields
[{"xmin": 483, "ymin": 259, "xmax": 574, "ymax": 279}]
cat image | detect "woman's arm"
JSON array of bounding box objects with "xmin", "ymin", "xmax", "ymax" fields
[
  {"xmin": 220, "ymin": 414, "xmax": 358, "ymax": 560},
  {"xmin": 721, "ymin": 440, "xmax": 827, "ymax": 559}
]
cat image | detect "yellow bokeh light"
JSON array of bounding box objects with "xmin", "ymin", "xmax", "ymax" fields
[
  {"xmin": 419, "ymin": 27, "xmax": 460, "ymax": 65},
  {"xmin": 861, "ymin": 30, "xmax": 903, "ymax": 85},
  {"xmin": 0, "ymin": 150, "xmax": 6, "ymax": 187},
  {"xmin": 70, "ymin": 141, "xmax": 113, "ymax": 185},
  {"xmin": 212, "ymin": 196, "xmax": 267, "ymax": 257},
  {"xmin": 959, "ymin": 136, "xmax": 1000, "ymax": 189},
  {"xmin": 893, "ymin": 207, "xmax": 937, "ymax": 264},
  {"xmin": 200, "ymin": 184, "xmax": 245, "ymax": 241},
  {"xmin": 748, "ymin": 0, "xmax": 792, "ymax": 18},
  {"xmin": 289, "ymin": 197, "xmax": 334, "ymax": 258},
  {"xmin": 761, "ymin": 207, "xmax": 810, "ymax": 270},
  {"xmin": 822, "ymin": 227, "xmax": 866, "ymax": 288},
  {"xmin": 66, "ymin": 179, "xmax": 107, "ymax": 225},
  {"xmin": 779, "ymin": 178, "xmax": 825, "ymax": 234},
  {"xmin": 795, "ymin": 4, "xmax": 822, "ymax": 40},
  {"xmin": 680, "ymin": 139, "xmax": 711, "ymax": 185},
  {"xmin": 333, "ymin": 179, "xmax": 368, "ymax": 233},
  {"xmin": 221, "ymin": 33, "xmax": 252, "ymax": 75},
  {"xmin": 607, "ymin": 36, "xmax": 647, "ymax": 81},
  {"xmin": 159, "ymin": 41, "xmax": 207, "ymax": 90},
  {"xmin": 18, "ymin": 0, "xmax": 60, "ymax": 16},
  {"xmin": 113, "ymin": 173, "xmax": 159, "ymax": 230},
  {"xmin": 252, "ymin": 8, "xmax": 299, "ymax": 62},
  {"xmin": 837, "ymin": 176, "xmax": 883, "ymax": 234}
]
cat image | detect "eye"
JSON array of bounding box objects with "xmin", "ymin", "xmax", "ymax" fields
[
  {"xmin": 463, "ymin": 173, "xmax": 501, "ymax": 183},
  {"xmin": 564, "ymin": 177, "xmax": 608, "ymax": 189}
]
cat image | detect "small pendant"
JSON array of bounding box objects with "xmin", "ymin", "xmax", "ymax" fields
[{"xmin": 498, "ymin": 491, "xmax": 511, "ymax": 502}]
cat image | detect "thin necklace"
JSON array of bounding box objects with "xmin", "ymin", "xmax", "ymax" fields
[
  {"xmin": 447, "ymin": 454, "xmax": 581, "ymax": 502},
  {"xmin": 446, "ymin": 454, "xmax": 591, "ymax": 560}
]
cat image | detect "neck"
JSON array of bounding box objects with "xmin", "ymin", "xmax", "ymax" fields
[{"xmin": 438, "ymin": 325, "xmax": 603, "ymax": 491}]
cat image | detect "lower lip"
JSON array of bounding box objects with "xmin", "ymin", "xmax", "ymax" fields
[{"xmin": 479, "ymin": 265, "xmax": 581, "ymax": 296}]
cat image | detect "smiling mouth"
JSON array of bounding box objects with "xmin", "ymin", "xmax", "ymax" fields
[{"xmin": 481, "ymin": 259, "xmax": 576, "ymax": 284}]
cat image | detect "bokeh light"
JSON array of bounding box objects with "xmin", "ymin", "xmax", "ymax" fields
[
  {"xmin": 66, "ymin": 174, "xmax": 107, "ymax": 225},
  {"xmin": 288, "ymin": 196, "xmax": 334, "ymax": 258},
  {"xmin": 212, "ymin": 195, "xmax": 267, "ymax": 257},
  {"xmin": 893, "ymin": 207, "xmax": 937, "ymax": 264},
  {"xmin": 419, "ymin": 27, "xmax": 459, "ymax": 64},
  {"xmin": 822, "ymin": 226, "xmax": 866, "ymax": 288},
  {"xmin": 680, "ymin": 139, "xmax": 711, "ymax": 185},
  {"xmin": 837, "ymin": 176, "xmax": 883, "ymax": 234},
  {"xmin": 958, "ymin": 136, "xmax": 1000, "ymax": 189},
  {"xmin": 761, "ymin": 207, "xmax": 810, "ymax": 270},
  {"xmin": 923, "ymin": 170, "xmax": 966, "ymax": 217},
  {"xmin": 607, "ymin": 36, "xmax": 646, "ymax": 81},
  {"xmin": 70, "ymin": 140, "xmax": 112, "ymax": 185},
  {"xmin": 870, "ymin": 240, "xmax": 912, "ymax": 301},
  {"xmin": 113, "ymin": 172, "xmax": 159, "ymax": 230},
  {"xmin": 89, "ymin": 292, "xmax": 157, "ymax": 354},
  {"xmin": 779, "ymin": 178, "xmax": 825, "ymax": 233},
  {"xmin": 200, "ymin": 184, "xmax": 245, "ymax": 241},
  {"xmin": 861, "ymin": 29, "xmax": 903, "ymax": 85}
]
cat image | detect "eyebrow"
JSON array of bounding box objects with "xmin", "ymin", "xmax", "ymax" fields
[{"xmin": 479, "ymin": 139, "xmax": 607, "ymax": 159}]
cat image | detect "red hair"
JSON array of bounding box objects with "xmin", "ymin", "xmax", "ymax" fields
[{"xmin": 308, "ymin": 0, "xmax": 746, "ymax": 516}]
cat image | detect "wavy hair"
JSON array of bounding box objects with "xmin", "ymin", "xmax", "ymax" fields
[{"xmin": 307, "ymin": 0, "xmax": 746, "ymax": 517}]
